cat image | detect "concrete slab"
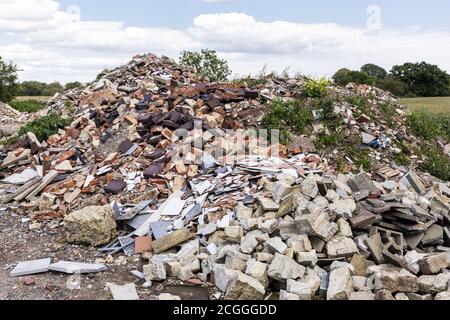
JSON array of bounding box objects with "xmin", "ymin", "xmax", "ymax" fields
[{"xmin": 10, "ymin": 258, "xmax": 51, "ymax": 277}]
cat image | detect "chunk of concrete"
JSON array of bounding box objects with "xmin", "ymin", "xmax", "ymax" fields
[
  {"xmin": 418, "ymin": 253, "xmax": 448, "ymax": 275},
  {"xmin": 329, "ymin": 199, "xmax": 356, "ymax": 219},
  {"xmin": 371, "ymin": 265, "xmax": 418, "ymax": 293},
  {"xmin": 49, "ymin": 261, "xmax": 106, "ymax": 274},
  {"xmin": 108, "ymin": 283, "xmax": 139, "ymax": 300},
  {"xmin": 10, "ymin": 258, "xmax": 51, "ymax": 277},
  {"xmin": 326, "ymin": 235, "xmax": 358, "ymax": 258},
  {"xmin": 268, "ymin": 253, "xmax": 306, "ymax": 282},
  {"xmin": 417, "ymin": 273, "xmax": 450, "ymax": 294},
  {"xmin": 286, "ymin": 279, "xmax": 312, "ymax": 300},
  {"xmin": 143, "ymin": 261, "xmax": 167, "ymax": 281},
  {"xmin": 214, "ymin": 264, "xmax": 239, "ymax": 292},
  {"xmin": 245, "ymin": 259, "xmax": 269, "ymax": 288},
  {"xmin": 225, "ymin": 272, "xmax": 265, "ymax": 300},
  {"xmin": 327, "ymin": 267, "xmax": 353, "ymax": 300},
  {"xmin": 64, "ymin": 205, "xmax": 117, "ymax": 246},
  {"xmin": 152, "ymin": 228, "xmax": 192, "ymax": 253},
  {"xmin": 301, "ymin": 178, "xmax": 319, "ymax": 199},
  {"xmin": 266, "ymin": 237, "xmax": 287, "ymax": 254}
]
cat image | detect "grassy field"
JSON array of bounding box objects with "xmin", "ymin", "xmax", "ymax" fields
[
  {"xmin": 15, "ymin": 96, "xmax": 51, "ymax": 102},
  {"xmin": 400, "ymin": 96, "xmax": 450, "ymax": 114}
]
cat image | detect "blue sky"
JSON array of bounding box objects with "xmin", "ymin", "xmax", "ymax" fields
[
  {"xmin": 1, "ymin": 0, "xmax": 449, "ymax": 83},
  {"xmin": 58, "ymin": 0, "xmax": 450, "ymax": 29}
]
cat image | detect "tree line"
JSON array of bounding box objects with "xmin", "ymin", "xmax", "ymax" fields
[{"xmin": 333, "ymin": 62, "xmax": 450, "ymax": 97}]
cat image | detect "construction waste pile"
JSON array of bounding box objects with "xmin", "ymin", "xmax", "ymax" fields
[{"xmin": 0, "ymin": 53, "xmax": 449, "ymax": 301}]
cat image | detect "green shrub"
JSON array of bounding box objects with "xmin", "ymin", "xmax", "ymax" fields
[
  {"xmin": 18, "ymin": 113, "xmax": 71, "ymax": 141},
  {"xmin": 419, "ymin": 144, "xmax": 450, "ymax": 181},
  {"xmin": 305, "ymin": 78, "xmax": 330, "ymax": 98},
  {"xmin": 407, "ymin": 110, "xmax": 450, "ymax": 141},
  {"xmin": 315, "ymin": 132, "xmax": 341, "ymax": 151},
  {"xmin": 262, "ymin": 99, "xmax": 313, "ymax": 144},
  {"xmin": 393, "ymin": 141, "xmax": 412, "ymax": 166},
  {"xmin": 9, "ymin": 99, "xmax": 45, "ymax": 113},
  {"xmin": 347, "ymin": 96, "xmax": 371, "ymax": 116},
  {"xmin": 349, "ymin": 147, "xmax": 372, "ymax": 171}
]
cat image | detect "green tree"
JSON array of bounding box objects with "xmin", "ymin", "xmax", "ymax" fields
[
  {"xmin": 41, "ymin": 81, "xmax": 63, "ymax": 96},
  {"xmin": 18, "ymin": 81, "xmax": 46, "ymax": 96},
  {"xmin": 361, "ymin": 63, "xmax": 387, "ymax": 79},
  {"xmin": 64, "ymin": 81, "xmax": 83, "ymax": 90},
  {"xmin": 374, "ymin": 76, "xmax": 408, "ymax": 97},
  {"xmin": 0, "ymin": 56, "xmax": 19, "ymax": 102},
  {"xmin": 179, "ymin": 49, "xmax": 231, "ymax": 82},
  {"xmin": 332, "ymin": 68, "xmax": 374, "ymax": 86},
  {"xmin": 332, "ymin": 68, "xmax": 351, "ymax": 85},
  {"xmin": 391, "ymin": 62, "xmax": 450, "ymax": 97}
]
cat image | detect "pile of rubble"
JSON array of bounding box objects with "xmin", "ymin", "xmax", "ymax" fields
[{"xmin": 1, "ymin": 53, "xmax": 449, "ymax": 300}]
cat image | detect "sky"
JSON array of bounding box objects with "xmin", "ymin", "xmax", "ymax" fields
[{"xmin": 0, "ymin": 0, "xmax": 450, "ymax": 83}]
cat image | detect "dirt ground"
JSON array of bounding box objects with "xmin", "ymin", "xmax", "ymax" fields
[{"xmin": 0, "ymin": 207, "xmax": 195, "ymax": 300}]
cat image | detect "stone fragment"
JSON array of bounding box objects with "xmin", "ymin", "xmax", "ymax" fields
[
  {"xmin": 64, "ymin": 205, "xmax": 117, "ymax": 246},
  {"xmin": 268, "ymin": 253, "xmax": 306, "ymax": 282},
  {"xmin": 245, "ymin": 259, "xmax": 269, "ymax": 288},
  {"xmin": 108, "ymin": 283, "xmax": 139, "ymax": 300},
  {"xmin": 347, "ymin": 173, "xmax": 377, "ymax": 193},
  {"xmin": 143, "ymin": 261, "xmax": 167, "ymax": 281},
  {"xmin": 272, "ymin": 181, "xmax": 292, "ymax": 204},
  {"xmin": 152, "ymin": 228, "xmax": 192, "ymax": 253},
  {"xmin": 296, "ymin": 250, "xmax": 318, "ymax": 267},
  {"xmin": 406, "ymin": 293, "xmax": 433, "ymax": 301},
  {"xmin": 266, "ymin": 237, "xmax": 287, "ymax": 254},
  {"xmin": 158, "ymin": 293, "xmax": 181, "ymax": 300},
  {"xmin": 10, "ymin": 258, "xmax": 51, "ymax": 277},
  {"xmin": 260, "ymin": 219, "xmax": 278, "ymax": 234},
  {"xmin": 301, "ymin": 178, "xmax": 319, "ymax": 198},
  {"xmin": 349, "ymin": 291, "xmax": 375, "ymax": 300},
  {"xmin": 225, "ymin": 272, "xmax": 265, "ymax": 300},
  {"xmin": 286, "ymin": 279, "xmax": 312, "ymax": 300},
  {"xmin": 419, "ymin": 253, "xmax": 448, "ymax": 275},
  {"xmin": 371, "ymin": 265, "xmax": 418, "ymax": 293},
  {"xmin": 327, "ymin": 267, "xmax": 353, "ymax": 300},
  {"xmin": 351, "ymin": 254, "xmax": 375, "ymax": 277},
  {"xmin": 224, "ymin": 226, "xmax": 244, "ymax": 243},
  {"xmin": 329, "ymin": 199, "xmax": 356, "ymax": 219},
  {"xmin": 326, "ymin": 235, "xmax": 358, "ymax": 258},
  {"xmin": 417, "ymin": 274, "xmax": 450, "ymax": 294},
  {"xmin": 49, "ymin": 261, "xmax": 106, "ymax": 274},
  {"xmin": 435, "ymin": 292, "xmax": 450, "ymax": 300},
  {"xmin": 279, "ymin": 290, "xmax": 300, "ymax": 300},
  {"xmin": 214, "ymin": 264, "xmax": 239, "ymax": 292}
]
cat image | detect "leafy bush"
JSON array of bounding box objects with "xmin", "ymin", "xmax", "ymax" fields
[
  {"xmin": 349, "ymin": 147, "xmax": 372, "ymax": 171},
  {"xmin": 407, "ymin": 110, "xmax": 450, "ymax": 141},
  {"xmin": 332, "ymin": 69, "xmax": 374, "ymax": 86},
  {"xmin": 18, "ymin": 113, "xmax": 71, "ymax": 141},
  {"xmin": 305, "ymin": 78, "xmax": 330, "ymax": 98},
  {"xmin": 315, "ymin": 132, "xmax": 341, "ymax": 151},
  {"xmin": 419, "ymin": 144, "xmax": 450, "ymax": 181},
  {"xmin": 9, "ymin": 99, "xmax": 45, "ymax": 113},
  {"xmin": 180, "ymin": 49, "xmax": 231, "ymax": 82},
  {"xmin": 347, "ymin": 96, "xmax": 372, "ymax": 117},
  {"xmin": 262, "ymin": 99, "xmax": 313, "ymax": 144}
]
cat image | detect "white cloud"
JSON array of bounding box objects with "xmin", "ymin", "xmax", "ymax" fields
[{"xmin": 0, "ymin": 1, "xmax": 449, "ymax": 83}]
